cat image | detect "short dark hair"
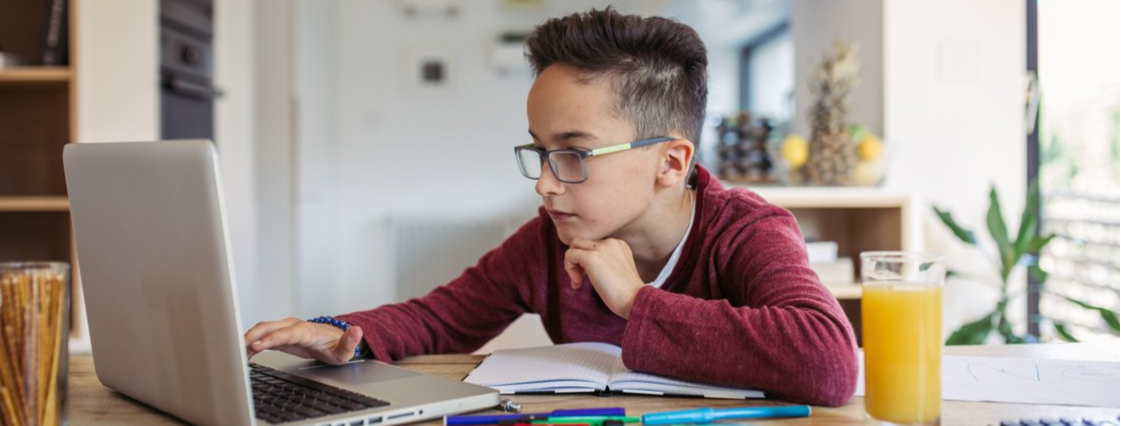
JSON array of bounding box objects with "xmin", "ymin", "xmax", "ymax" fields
[{"xmin": 525, "ymin": 7, "xmax": 708, "ymax": 152}]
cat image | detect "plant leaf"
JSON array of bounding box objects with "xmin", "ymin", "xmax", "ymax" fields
[
  {"xmin": 1053, "ymin": 322, "xmax": 1079, "ymax": 342},
  {"xmin": 1064, "ymin": 297, "xmax": 1121, "ymax": 334},
  {"xmin": 946, "ymin": 312, "xmax": 995, "ymax": 345},
  {"xmin": 986, "ymin": 187, "xmax": 1015, "ymax": 280},
  {"xmin": 997, "ymin": 315, "xmax": 1024, "ymax": 343},
  {"xmin": 1013, "ymin": 180, "xmax": 1041, "ymax": 260},
  {"xmin": 1029, "ymin": 264, "xmax": 1049, "ymax": 282},
  {"xmin": 1027, "ymin": 234, "xmax": 1057, "ymax": 254},
  {"xmin": 933, "ymin": 206, "xmax": 978, "ymax": 245}
]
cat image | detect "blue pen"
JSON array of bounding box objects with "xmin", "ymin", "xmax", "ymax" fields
[
  {"xmin": 641, "ymin": 406, "xmax": 810, "ymax": 425},
  {"xmin": 446, "ymin": 408, "xmax": 626, "ymax": 426}
]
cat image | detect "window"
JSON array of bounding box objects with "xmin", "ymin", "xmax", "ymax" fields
[
  {"xmin": 1029, "ymin": 0, "xmax": 1120, "ymax": 341},
  {"xmin": 740, "ymin": 23, "xmax": 793, "ymax": 123}
]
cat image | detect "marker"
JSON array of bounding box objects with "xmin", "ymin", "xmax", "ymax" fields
[
  {"xmin": 445, "ymin": 409, "xmax": 626, "ymax": 426},
  {"xmin": 529, "ymin": 416, "xmax": 640, "ymax": 425},
  {"xmin": 641, "ymin": 406, "xmax": 810, "ymax": 425}
]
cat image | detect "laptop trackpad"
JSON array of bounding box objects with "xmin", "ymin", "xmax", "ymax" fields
[{"xmin": 297, "ymin": 361, "xmax": 421, "ymax": 385}]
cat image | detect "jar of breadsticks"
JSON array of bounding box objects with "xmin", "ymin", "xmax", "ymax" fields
[{"xmin": 0, "ymin": 262, "xmax": 70, "ymax": 426}]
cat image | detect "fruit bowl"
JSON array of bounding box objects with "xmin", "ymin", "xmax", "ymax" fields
[{"xmin": 770, "ymin": 128, "xmax": 889, "ymax": 186}]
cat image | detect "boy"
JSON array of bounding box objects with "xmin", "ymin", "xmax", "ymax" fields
[{"xmin": 245, "ymin": 7, "xmax": 858, "ymax": 407}]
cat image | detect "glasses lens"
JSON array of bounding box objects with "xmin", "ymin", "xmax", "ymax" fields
[
  {"xmin": 516, "ymin": 148, "xmax": 543, "ymax": 179},
  {"xmin": 549, "ymin": 151, "xmax": 586, "ymax": 183}
]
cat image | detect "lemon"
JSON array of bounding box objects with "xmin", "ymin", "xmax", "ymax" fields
[
  {"xmin": 781, "ymin": 135, "xmax": 809, "ymax": 169},
  {"xmin": 857, "ymin": 135, "xmax": 883, "ymax": 161}
]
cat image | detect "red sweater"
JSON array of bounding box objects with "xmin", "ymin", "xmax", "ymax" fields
[{"xmin": 338, "ymin": 167, "xmax": 858, "ymax": 406}]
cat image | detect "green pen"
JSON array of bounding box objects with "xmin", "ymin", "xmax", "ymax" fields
[{"xmin": 528, "ymin": 416, "xmax": 641, "ymax": 425}]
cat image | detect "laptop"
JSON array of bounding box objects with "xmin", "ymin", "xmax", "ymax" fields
[{"xmin": 63, "ymin": 140, "xmax": 500, "ymax": 426}]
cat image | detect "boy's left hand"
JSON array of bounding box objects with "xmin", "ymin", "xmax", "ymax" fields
[{"xmin": 564, "ymin": 238, "xmax": 644, "ymax": 319}]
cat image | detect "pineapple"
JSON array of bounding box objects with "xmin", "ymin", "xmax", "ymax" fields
[{"xmin": 804, "ymin": 40, "xmax": 860, "ymax": 185}]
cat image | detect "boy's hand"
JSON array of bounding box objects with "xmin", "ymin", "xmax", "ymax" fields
[
  {"xmin": 564, "ymin": 238, "xmax": 645, "ymax": 319},
  {"xmin": 244, "ymin": 317, "xmax": 363, "ymax": 365}
]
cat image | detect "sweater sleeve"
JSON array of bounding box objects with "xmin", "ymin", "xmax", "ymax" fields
[
  {"xmin": 336, "ymin": 216, "xmax": 546, "ymax": 361},
  {"xmin": 619, "ymin": 210, "xmax": 859, "ymax": 407}
]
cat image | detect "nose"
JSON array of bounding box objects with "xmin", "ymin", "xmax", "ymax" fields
[{"xmin": 535, "ymin": 162, "xmax": 565, "ymax": 197}]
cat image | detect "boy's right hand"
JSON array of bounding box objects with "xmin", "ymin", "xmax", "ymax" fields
[{"xmin": 244, "ymin": 317, "xmax": 364, "ymax": 365}]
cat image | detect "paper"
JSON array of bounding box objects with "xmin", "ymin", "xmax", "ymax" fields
[{"xmin": 856, "ymin": 352, "xmax": 1120, "ymax": 407}]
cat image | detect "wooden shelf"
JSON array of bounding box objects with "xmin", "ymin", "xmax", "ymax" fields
[
  {"xmin": 744, "ymin": 185, "xmax": 916, "ymax": 208},
  {"xmin": 826, "ymin": 284, "xmax": 863, "ymax": 300},
  {"xmin": 0, "ymin": 67, "xmax": 71, "ymax": 84},
  {"xmin": 0, "ymin": 196, "xmax": 69, "ymax": 211}
]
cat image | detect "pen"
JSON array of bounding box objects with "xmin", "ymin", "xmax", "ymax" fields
[
  {"xmin": 446, "ymin": 409, "xmax": 627, "ymax": 426},
  {"xmin": 529, "ymin": 416, "xmax": 640, "ymax": 425},
  {"xmin": 641, "ymin": 406, "xmax": 810, "ymax": 425}
]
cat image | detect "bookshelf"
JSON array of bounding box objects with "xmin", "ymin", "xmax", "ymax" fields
[
  {"xmin": 0, "ymin": 196, "xmax": 70, "ymax": 211},
  {"xmin": 0, "ymin": 67, "xmax": 72, "ymax": 83},
  {"xmin": 0, "ymin": 1, "xmax": 87, "ymax": 350}
]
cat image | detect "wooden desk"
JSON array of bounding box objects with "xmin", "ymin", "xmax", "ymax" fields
[{"xmin": 68, "ymin": 344, "xmax": 1119, "ymax": 425}]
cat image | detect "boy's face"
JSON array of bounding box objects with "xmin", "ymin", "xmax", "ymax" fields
[{"xmin": 526, "ymin": 65, "xmax": 664, "ymax": 245}]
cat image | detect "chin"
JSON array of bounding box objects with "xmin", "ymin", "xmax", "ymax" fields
[
  {"xmin": 552, "ymin": 223, "xmax": 609, "ymax": 246},
  {"xmin": 553, "ymin": 226, "xmax": 576, "ymax": 246}
]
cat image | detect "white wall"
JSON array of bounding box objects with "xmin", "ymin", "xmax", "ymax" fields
[
  {"xmin": 253, "ymin": 0, "xmax": 298, "ymax": 323},
  {"xmin": 293, "ymin": 0, "xmax": 340, "ymax": 317},
  {"xmin": 881, "ymin": 0, "xmax": 1028, "ymax": 335},
  {"xmin": 214, "ymin": 0, "xmax": 260, "ymax": 326},
  {"xmin": 75, "ymin": 0, "xmax": 159, "ymax": 143}
]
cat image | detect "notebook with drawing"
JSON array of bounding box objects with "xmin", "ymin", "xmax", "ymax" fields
[{"xmin": 464, "ymin": 342, "xmax": 765, "ymax": 399}]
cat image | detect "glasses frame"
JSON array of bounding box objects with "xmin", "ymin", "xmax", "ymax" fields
[{"xmin": 514, "ymin": 136, "xmax": 675, "ymax": 184}]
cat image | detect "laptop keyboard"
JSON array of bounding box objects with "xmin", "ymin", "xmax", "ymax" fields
[{"xmin": 249, "ymin": 362, "xmax": 390, "ymax": 424}]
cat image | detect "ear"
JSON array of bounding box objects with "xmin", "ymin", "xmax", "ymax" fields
[{"xmin": 656, "ymin": 138, "xmax": 695, "ymax": 188}]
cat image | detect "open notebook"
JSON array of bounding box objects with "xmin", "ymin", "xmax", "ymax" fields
[{"xmin": 464, "ymin": 342, "xmax": 765, "ymax": 399}]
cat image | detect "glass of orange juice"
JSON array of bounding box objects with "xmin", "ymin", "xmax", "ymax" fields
[{"xmin": 861, "ymin": 251, "xmax": 944, "ymax": 426}]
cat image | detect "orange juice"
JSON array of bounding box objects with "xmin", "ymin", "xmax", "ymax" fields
[{"xmin": 862, "ymin": 282, "xmax": 942, "ymax": 425}]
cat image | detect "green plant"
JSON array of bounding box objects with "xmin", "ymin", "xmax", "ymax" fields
[
  {"xmin": 933, "ymin": 182, "xmax": 1121, "ymax": 344},
  {"xmin": 1042, "ymin": 133, "xmax": 1080, "ymax": 187}
]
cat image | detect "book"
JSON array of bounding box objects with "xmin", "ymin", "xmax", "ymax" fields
[
  {"xmin": 804, "ymin": 240, "xmax": 838, "ymax": 264},
  {"xmin": 40, "ymin": 0, "xmax": 69, "ymax": 65},
  {"xmin": 809, "ymin": 256, "xmax": 854, "ymax": 286},
  {"xmin": 463, "ymin": 342, "xmax": 765, "ymax": 399}
]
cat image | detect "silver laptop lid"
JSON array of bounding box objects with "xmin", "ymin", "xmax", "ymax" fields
[{"xmin": 64, "ymin": 140, "xmax": 255, "ymax": 425}]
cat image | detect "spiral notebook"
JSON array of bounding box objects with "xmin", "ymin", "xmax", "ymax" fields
[{"xmin": 463, "ymin": 342, "xmax": 765, "ymax": 399}]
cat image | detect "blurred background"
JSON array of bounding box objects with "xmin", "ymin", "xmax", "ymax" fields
[{"xmin": 0, "ymin": 0, "xmax": 1116, "ymax": 353}]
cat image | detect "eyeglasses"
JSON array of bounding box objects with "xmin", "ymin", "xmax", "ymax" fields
[{"xmin": 514, "ymin": 137, "xmax": 675, "ymax": 184}]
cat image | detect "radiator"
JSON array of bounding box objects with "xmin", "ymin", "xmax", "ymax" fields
[
  {"xmin": 388, "ymin": 214, "xmax": 520, "ymax": 301},
  {"xmin": 386, "ymin": 212, "xmax": 553, "ymax": 353}
]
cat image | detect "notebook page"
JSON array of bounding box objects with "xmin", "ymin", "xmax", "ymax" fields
[
  {"xmin": 464, "ymin": 342, "xmax": 623, "ymax": 392},
  {"xmin": 608, "ymin": 368, "xmax": 765, "ymax": 399}
]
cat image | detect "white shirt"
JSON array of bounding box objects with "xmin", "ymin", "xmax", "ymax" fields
[{"xmin": 647, "ymin": 195, "xmax": 696, "ymax": 288}]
